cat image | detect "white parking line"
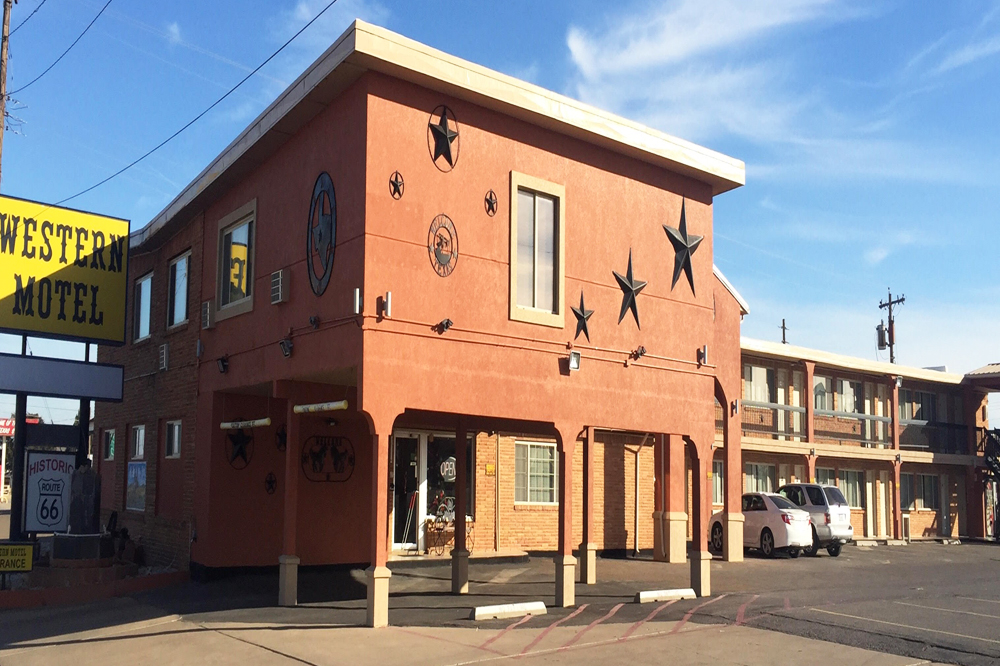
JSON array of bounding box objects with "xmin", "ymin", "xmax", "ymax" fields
[
  {"xmin": 958, "ymin": 596, "xmax": 1000, "ymax": 605},
  {"xmin": 894, "ymin": 601, "xmax": 1000, "ymax": 619},
  {"xmin": 808, "ymin": 608, "xmax": 1000, "ymax": 645}
]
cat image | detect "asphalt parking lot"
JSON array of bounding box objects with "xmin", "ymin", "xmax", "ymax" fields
[{"xmin": 2, "ymin": 540, "xmax": 999, "ymax": 665}]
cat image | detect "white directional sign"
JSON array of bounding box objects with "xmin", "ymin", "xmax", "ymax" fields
[{"xmin": 24, "ymin": 451, "xmax": 75, "ymax": 533}]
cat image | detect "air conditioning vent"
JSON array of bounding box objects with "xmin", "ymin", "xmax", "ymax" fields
[
  {"xmin": 158, "ymin": 344, "xmax": 169, "ymax": 371},
  {"xmin": 201, "ymin": 301, "xmax": 213, "ymax": 330},
  {"xmin": 271, "ymin": 269, "xmax": 288, "ymax": 305}
]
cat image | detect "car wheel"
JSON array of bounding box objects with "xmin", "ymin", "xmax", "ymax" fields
[
  {"xmin": 788, "ymin": 548, "xmax": 800, "ymax": 558},
  {"xmin": 805, "ymin": 527, "xmax": 820, "ymax": 557},
  {"xmin": 827, "ymin": 543, "xmax": 842, "ymax": 557},
  {"xmin": 760, "ymin": 528, "xmax": 775, "ymax": 558},
  {"xmin": 710, "ymin": 523, "xmax": 724, "ymax": 553}
]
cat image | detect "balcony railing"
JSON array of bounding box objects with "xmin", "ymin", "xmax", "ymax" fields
[
  {"xmin": 814, "ymin": 410, "xmax": 892, "ymax": 448},
  {"xmin": 899, "ymin": 420, "xmax": 970, "ymax": 455},
  {"xmin": 741, "ymin": 400, "xmax": 806, "ymax": 440}
]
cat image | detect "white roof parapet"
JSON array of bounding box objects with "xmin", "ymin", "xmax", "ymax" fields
[
  {"xmin": 740, "ymin": 337, "xmax": 966, "ymax": 385},
  {"xmin": 132, "ymin": 19, "xmax": 744, "ymax": 249},
  {"xmin": 713, "ymin": 265, "xmax": 749, "ymax": 315}
]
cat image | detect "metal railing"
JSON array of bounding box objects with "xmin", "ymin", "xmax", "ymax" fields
[
  {"xmin": 899, "ymin": 420, "xmax": 970, "ymax": 455},
  {"xmin": 814, "ymin": 409, "xmax": 892, "ymax": 448},
  {"xmin": 741, "ymin": 400, "xmax": 806, "ymax": 440}
]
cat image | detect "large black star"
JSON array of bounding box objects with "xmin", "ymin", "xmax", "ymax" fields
[
  {"xmin": 571, "ymin": 291, "xmax": 594, "ymax": 342},
  {"xmin": 613, "ymin": 250, "xmax": 647, "ymax": 329},
  {"xmin": 228, "ymin": 429, "xmax": 252, "ymax": 466},
  {"xmin": 429, "ymin": 108, "xmax": 458, "ymax": 167},
  {"xmin": 662, "ymin": 199, "xmax": 703, "ymax": 296}
]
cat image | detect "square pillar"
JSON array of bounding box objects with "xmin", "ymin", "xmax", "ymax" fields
[
  {"xmin": 279, "ymin": 406, "xmax": 300, "ymax": 607},
  {"xmin": 555, "ymin": 424, "xmax": 578, "ymax": 607},
  {"xmin": 452, "ymin": 420, "xmax": 469, "ymax": 595},
  {"xmin": 722, "ymin": 514, "xmax": 743, "ymax": 563},
  {"xmin": 802, "ymin": 361, "xmax": 815, "ymax": 444},
  {"xmin": 367, "ymin": 430, "xmax": 392, "ymax": 627},
  {"xmin": 666, "ymin": 434, "xmax": 687, "ymax": 564},
  {"xmin": 580, "ymin": 427, "xmax": 597, "ymax": 584},
  {"xmin": 892, "ymin": 461, "xmax": 902, "ymax": 540},
  {"xmin": 689, "ymin": 446, "xmax": 712, "ymax": 597},
  {"xmin": 278, "ymin": 555, "xmax": 299, "ymax": 606},
  {"xmin": 724, "ymin": 400, "xmax": 743, "ymax": 563}
]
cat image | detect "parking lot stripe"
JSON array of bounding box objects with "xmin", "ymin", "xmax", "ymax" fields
[
  {"xmin": 518, "ymin": 604, "xmax": 589, "ymax": 655},
  {"xmin": 560, "ymin": 603, "xmax": 623, "ymax": 649},
  {"xmin": 479, "ymin": 614, "xmax": 534, "ymax": 650},
  {"xmin": 735, "ymin": 595, "xmax": 760, "ymax": 626},
  {"xmin": 620, "ymin": 600, "xmax": 677, "ymax": 640},
  {"xmin": 808, "ymin": 608, "xmax": 1000, "ymax": 645},
  {"xmin": 669, "ymin": 595, "xmax": 727, "ymax": 634},
  {"xmin": 893, "ymin": 601, "xmax": 1000, "ymax": 619},
  {"xmin": 958, "ymin": 596, "xmax": 1000, "ymax": 605}
]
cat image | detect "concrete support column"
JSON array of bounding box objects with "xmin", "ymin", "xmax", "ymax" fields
[
  {"xmin": 890, "ymin": 378, "xmax": 901, "ymax": 451},
  {"xmin": 689, "ymin": 443, "xmax": 711, "ymax": 597},
  {"xmin": 278, "ymin": 406, "xmax": 300, "ymax": 607},
  {"xmin": 892, "ymin": 461, "xmax": 903, "ymax": 540},
  {"xmin": 967, "ymin": 466, "xmax": 986, "ymax": 539},
  {"xmin": 580, "ymin": 426, "xmax": 597, "ymax": 585},
  {"xmin": 666, "ymin": 434, "xmax": 687, "ymax": 564},
  {"xmin": 653, "ymin": 434, "xmax": 668, "ymax": 562},
  {"xmin": 555, "ymin": 424, "xmax": 579, "ymax": 607},
  {"xmin": 802, "ymin": 361, "xmax": 815, "ymax": 444},
  {"xmin": 806, "ymin": 454, "xmax": 817, "ymax": 484},
  {"xmin": 367, "ymin": 430, "xmax": 392, "ymax": 627},
  {"xmin": 452, "ymin": 420, "xmax": 469, "ymax": 595},
  {"xmin": 723, "ymin": 400, "xmax": 743, "ymax": 562}
]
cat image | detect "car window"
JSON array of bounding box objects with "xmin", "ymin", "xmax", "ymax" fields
[
  {"xmin": 824, "ymin": 487, "xmax": 848, "ymax": 506},
  {"xmin": 742, "ymin": 495, "xmax": 750, "ymax": 512},
  {"xmin": 781, "ymin": 487, "xmax": 805, "ymax": 506},
  {"xmin": 806, "ymin": 486, "xmax": 826, "ymax": 506},
  {"xmin": 750, "ymin": 495, "xmax": 766, "ymax": 511},
  {"xmin": 768, "ymin": 495, "xmax": 797, "ymax": 511}
]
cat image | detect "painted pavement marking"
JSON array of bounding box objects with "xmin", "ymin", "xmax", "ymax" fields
[
  {"xmin": 958, "ymin": 596, "xmax": 1000, "ymax": 605},
  {"xmin": 560, "ymin": 603, "xmax": 623, "ymax": 649},
  {"xmin": 735, "ymin": 595, "xmax": 760, "ymax": 626},
  {"xmin": 893, "ymin": 600, "xmax": 1000, "ymax": 619},
  {"xmin": 518, "ymin": 604, "xmax": 589, "ymax": 656},
  {"xmin": 479, "ymin": 613, "xmax": 534, "ymax": 650},
  {"xmin": 669, "ymin": 595, "xmax": 727, "ymax": 634},
  {"xmin": 808, "ymin": 608, "xmax": 1000, "ymax": 646},
  {"xmin": 619, "ymin": 600, "xmax": 677, "ymax": 641}
]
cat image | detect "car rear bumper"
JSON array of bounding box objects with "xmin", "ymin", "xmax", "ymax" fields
[{"xmin": 816, "ymin": 524, "xmax": 853, "ymax": 544}]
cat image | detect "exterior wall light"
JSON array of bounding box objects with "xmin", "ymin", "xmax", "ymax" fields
[
  {"xmin": 436, "ymin": 318, "xmax": 453, "ymax": 334},
  {"xmin": 380, "ymin": 291, "xmax": 392, "ymax": 318},
  {"xmin": 279, "ymin": 339, "xmax": 293, "ymax": 358},
  {"xmin": 697, "ymin": 344, "xmax": 708, "ymax": 366},
  {"xmin": 217, "ymin": 356, "xmax": 229, "ymax": 374},
  {"xmin": 895, "ymin": 376, "xmax": 903, "ymax": 388},
  {"xmin": 630, "ymin": 345, "xmax": 647, "ymax": 361},
  {"xmin": 568, "ymin": 350, "xmax": 581, "ymax": 371}
]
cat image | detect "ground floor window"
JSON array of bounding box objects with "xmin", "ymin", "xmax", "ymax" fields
[
  {"xmin": 816, "ymin": 467, "xmax": 836, "ymax": 485},
  {"xmin": 918, "ymin": 474, "xmax": 940, "ymax": 510},
  {"xmin": 744, "ymin": 463, "xmax": 775, "ymax": 493},
  {"xmin": 840, "ymin": 469, "xmax": 864, "ymax": 508},
  {"xmin": 103, "ymin": 429, "xmax": 115, "ymax": 460},
  {"xmin": 713, "ymin": 460, "xmax": 724, "ymax": 504},
  {"xmin": 901, "ymin": 472, "xmax": 915, "ymax": 510},
  {"xmin": 515, "ymin": 441, "xmax": 558, "ymax": 504}
]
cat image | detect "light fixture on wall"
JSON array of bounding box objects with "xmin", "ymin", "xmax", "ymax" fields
[
  {"xmin": 895, "ymin": 376, "xmax": 903, "ymax": 388},
  {"xmin": 436, "ymin": 318, "xmax": 453, "ymax": 334},
  {"xmin": 309, "ymin": 316, "xmax": 320, "ymax": 330},
  {"xmin": 630, "ymin": 345, "xmax": 647, "ymax": 361},
  {"xmin": 568, "ymin": 350, "xmax": 581, "ymax": 371},
  {"xmin": 353, "ymin": 287, "xmax": 362, "ymax": 315},
  {"xmin": 217, "ymin": 355, "xmax": 229, "ymax": 374},
  {"xmin": 380, "ymin": 291, "xmax": 392, "ymax": 318},
  {"xmin": 279, "ymin": 339, "xmax": 293, "ymax": 358},
  {"xmin": 697, "ymin": 344, "xmax": 708, "ymax": 366},
  {"xmin": 809, "ymin": 448, "xmax": 815, "ymax": 456},
  {"xmin": 731, "ymin": 399, "xmax": 739, "ymax": 416}
]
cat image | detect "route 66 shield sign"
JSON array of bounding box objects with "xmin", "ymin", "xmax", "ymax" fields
[
  {"xmin": 36, "ymin": 478, "xmax": 65, "ymax": 527},
  {"xmin": 24, "ymin": 451, "xmax": 74, "ymax": 532}
]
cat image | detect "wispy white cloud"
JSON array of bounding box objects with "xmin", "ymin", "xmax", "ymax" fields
[
  {"xmin": 932, "ymin": 33, "xmax": 1000, "ymax": 74},
  {"xmin": 166, "ymin": 21, "xmax": 182, "ymax": 46},
  {"xmin": 864, "ymin": 247, "xmax": 889, "ymax": 265}
]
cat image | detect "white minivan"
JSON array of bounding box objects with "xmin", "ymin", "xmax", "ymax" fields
[{"xmin": 777, "ymin": 483, "xmax": 854, "ymax": 557}]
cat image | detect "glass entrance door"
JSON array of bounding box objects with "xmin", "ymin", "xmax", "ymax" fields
[{"xmin": 393, "ymin": 436, "xmax": 419, "ymax": 548}]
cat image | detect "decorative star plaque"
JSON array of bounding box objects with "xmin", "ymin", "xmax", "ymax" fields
[
  {"xmin": 662, "ymin": 199, "xmax": 703, "ymax": 296},
  {"xmin": 226, "ymin": 428, "xmax": 253, "ymax": 470},
  {"xmin": 427, "ymin": 105, "xmax": 460, "ymax": 171},
  {"xmin": 613, "ymin": 250, "xmax": 647, "ymax": 329},
  {"xmin": 307, "ymin": 172, "xmax": 337, "ymax": 296},
  {"xmin": 428, "ymin": 214, "xmax": 459, "ymax": 277},
  {"xmin": 571, "ymin": 291, "xmax": 594, "ymax": 342},
  {"xmin": 484, "ymin": 189, "xmax": 498, "ymax": 217},
  {"xmin": 389, "ymin": 171, "xmax": 404, "ymax": 200}
]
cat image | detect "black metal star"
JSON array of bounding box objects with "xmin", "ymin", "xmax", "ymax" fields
[
  {"xmin": 228, "ymin": 429, "xmax": 252, "ymax": 466},
  {"xmin": 264, "ymin": 472, "xmax": 277, "ymax": 495},
  {"xmin": 389, "ymin": 171, "xmax": 404, "ymax": 199},
  {"xmin": 485, "ymin": 190, "xmax": 498, "ymax": 216},
  {"xmin": 571, "ymin": 291, "xmax": 594, "ymax": 342},
  {"xmin": 613, "ymin": 250, "xmax": 647, "ymax": 329},
  {"xmin": 429, "ymin": 108, "xmax": 458, "ymax": 167},
  {"xmin": 662, "ymin": 199, "xmax": 703, "ymax": 296}
]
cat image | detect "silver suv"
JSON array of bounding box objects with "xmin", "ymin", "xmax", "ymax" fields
[{"xmin": 777, "ymin": 483, "xmax": 854, "ymax": 557}]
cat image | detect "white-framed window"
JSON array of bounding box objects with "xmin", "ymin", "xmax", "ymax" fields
[
  {"xmin": 514, "ymin": 441, "xmax": 558, "ymax": 504},
  {"xmin": 900, "ymin": 472, "xmax": 915, "ymax": 510},
  {"xmin": 131, "ymin": 425, "xmax": 145, "ymax": 460},
  {"xmin": 133, "ymin": 273, "xmax": 152, "ymax": 341},
  {"xmin": 167, "ymin": 253, "xmax": 189, "ymax": 327},
  {"xmin": 712, "ymin": 460, "xmax": 724, "ymax": 504},
  {"xmin": 744, "ymin": 463, "xmax": 774, "ymax": 493},
  {"xmin": 917, "ymin": 473, "xmax": 939, "ymax": 510},
  {"xmin": 744, "ymin": 364, "xmax": 776, "ymax": 403},
  {"xmin": 813, "ymin": 375, "xmax": 832, "ymax": 411},
  {"xmin": 165, "ymin": 421, "xmax": 181, "ymax": 459},
  {"xmin": 840, "ymin": 469, "xmax": 864, "ymax": 508},
  {"xmin": 221, "ymin": 217, "xmax": 253, "ymax": 307},
  {"xmin": 838, "ymin": 380, "xmax": 862, "ymax": 414},
  {"xmin": 816, "ymin": 467, "xmax": 836, "ymax": 486},
  {"xmin": 509, "ymin": 172, "xmax": 565, "ymax": 328},
  {"xmin": 103, "ymin": 429, "xmax": 115, "ymax": 460}
]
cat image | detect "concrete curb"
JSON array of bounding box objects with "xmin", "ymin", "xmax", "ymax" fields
[
  {"xmin": 471, "ymin": 601, "xmax": 547, "ymax": 620},
  {"xmin": 634, "ymin": 588, "xmax": 696, "ymax": 603}
]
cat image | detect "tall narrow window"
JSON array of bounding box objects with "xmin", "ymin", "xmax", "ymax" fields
[
  {"xmin": 168, "ymin": 254, "xmax": 189, "ymax": 327},
  {"xmin": 103, "ymin": 429, "xmax": 115, "ymax": 460},
  {"xmin": 131, "ymin": 425, "xmax": 145, "ymax": 460},
  {"xmin": 509, "ymin": 173, "xmax": 565, "ymax": 327},
  {"xmin": 165, "ymin": 421, "xmax": 181, "ymax": 459},
  {"xmin": 813, "ymin": 376, "xmax": 832, "ymax": 410},
  {"xmin": 900, "ymin": 472, "xmax": 915, "ymax": 510},
  {"xmin": 133, "ymin": 274, "xmax": 152, "ymax": 341},
  {"xmin": 221, "ymin": 219, "xmax": 254, "ymax": 307},
  {"xmin": 712, "ymin": 460, "xmax": 724, "ymax": 504}
]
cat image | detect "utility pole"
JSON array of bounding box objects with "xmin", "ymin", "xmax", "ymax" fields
[
  {"xmin": 780, "ymin": 318, "xmax": 789, "ymax": 344},
  {"xmin": 878, "ymin": 288, "xmax": 905, "ymax": 364},
  {"xmin": 0, "ymin": 0, "xmax": 12, "ymax": 186}
]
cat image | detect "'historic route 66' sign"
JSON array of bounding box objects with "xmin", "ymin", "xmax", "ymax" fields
[{"xmin": 24, "ymin": 451, "xmax": 74, "ymax": 532}]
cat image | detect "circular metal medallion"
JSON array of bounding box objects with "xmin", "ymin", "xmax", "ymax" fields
[
  {"xmin": 428, "ymin": 214, "xmax": 458, "ymax": 277},
  {"xmin": 389, "ymin": 171, "xmax": 404, "ymax": 200},
  {"xmin": 427, "ymin": 105, "xmax": 460, "ymax": 172},
  {"xmin": 307, "ymin": 172, "xmax": 337, "ymax": 296},
  {"xmin": 484, "ymin": 189, "xmax": 498, "ymax": 217}
]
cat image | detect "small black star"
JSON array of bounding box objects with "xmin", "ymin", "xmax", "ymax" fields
[
  {"xmin": 613, "ymin": 250, "xmax": 647, "ymax": 329},
  {"xmin": 264, "ymin": 472, "xmax": 277, "ymax": 495},
  {"xmin": 485, "ymin": 190, "xmax": 498, "ymax": 216},
  {"xmin": 389, "ymin": 171, "xmax": 404, "ymax": 199},
  {"xmin": 275, "ymin": 424, "xmax": 287, "ymax": 451},
  {"xmin": 663, "ymin": 199, "xmax": 703, "ymax": 296},
  {"xmin": 571, "ymin": 291, "xmax": 594, "ymax": 342},
  {"xmin": 228, "ymin": 429, "xmax": 252, "ymax": 467},
  {"xmin": 429, "ymin": 107, "xmax": 458, "ymax": 167}
]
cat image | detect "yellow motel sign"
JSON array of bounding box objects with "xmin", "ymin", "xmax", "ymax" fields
[
  {"xmin": 0, "ymin": 543, "xmax": 33, "ymax": 572},
  {"xmin": 0, "ymin": 194, "xmax": 130, "ymax": 345}
]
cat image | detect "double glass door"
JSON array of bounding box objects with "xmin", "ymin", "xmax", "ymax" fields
[{"xmin": 392, "ymin": 431, "xmax": 473, "ymax": 552}]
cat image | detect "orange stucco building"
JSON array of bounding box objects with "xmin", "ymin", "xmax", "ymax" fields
[{"xmin": 94, "ymin": 21, "xmax": 751, "ymax": 626}]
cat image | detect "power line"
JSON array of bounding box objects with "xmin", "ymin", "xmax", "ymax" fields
[
  {"xmin": 55, "ymin": 0, "xmax": 341, "ymax": 207},
  {"xmin": 10, "ymin": 0, "xmax": 48, "ymax": 37},
  {"xmin": 9, "ymin": 0, "xmax": 112, "ymax": 95}
]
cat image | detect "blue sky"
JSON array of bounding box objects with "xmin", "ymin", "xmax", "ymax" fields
[{"xmin": 2, "ymin": 0, "xmax": 999, "ymax": 422}]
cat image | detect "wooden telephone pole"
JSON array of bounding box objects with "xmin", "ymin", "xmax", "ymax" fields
[
  {"xmin": 0, "ymin": 0, "xmax": 12, "ymax": 186},
  {"xmin": 879, "ymin": 288, "xmax": 906, "ymax": 364}
]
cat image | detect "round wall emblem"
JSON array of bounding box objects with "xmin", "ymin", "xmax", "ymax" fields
[
  {"xmin": 389, "ymin": 171, "xmax": 404, "ymax": 200},
  {"xmin": 427, "ymin": 105, "xmax": 460, "ymax": 171},
  {"xmin": 307, "ymin": 172, "xmax": 337, "ymax": 296},
  {"xmin": 484, "ymin": 189, "xmax": 498, "ymax": 217},
  {"xmin": 428, "ymin": 214, "xmax": 458, "ymax": 277},
  {"xmin": 301, "ymin": 436, "xmax": 356, "ymax": 483}
]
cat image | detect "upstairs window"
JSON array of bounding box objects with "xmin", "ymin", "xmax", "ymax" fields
[
  {"xmin": 509, "ymin": 172, "xmax": 565, "ymax": 328},
  {"xmin": 744, "ymin": 364, "xmax": 776, "ymax": 403},
  {"xmin": 167, "ymin": 253, "xmax": 189, "ymax": 327},
  {"xmin": 222, "ymin": 219, "xmax": 253, "ymax": 306},
  {"xmin": 133, "ymin": 274, "xmax": 152, "ymax": 341},
  {"xmin": 838, "ymin": 379, "xmax": 862, "ymax": 413},
  {"xmin": 813, "ymin": 375, "xmax": 832, "ymax": 411}
]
